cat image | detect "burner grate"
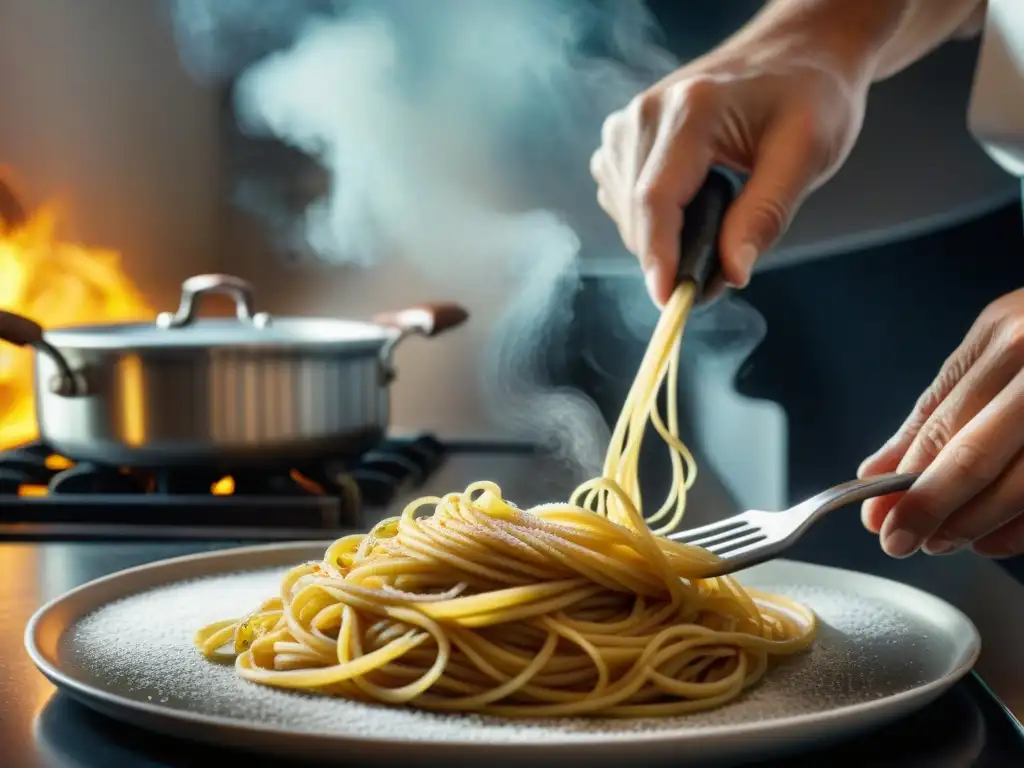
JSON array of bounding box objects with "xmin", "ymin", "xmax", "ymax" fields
[{"xmin": 0, "ymin": 434, "xmax": 447, "ymax": 533}]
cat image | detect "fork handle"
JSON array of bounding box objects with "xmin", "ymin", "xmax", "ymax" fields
[{"xmin": 797, "ymin": 472, "xmax": 921, "ymax": 520}]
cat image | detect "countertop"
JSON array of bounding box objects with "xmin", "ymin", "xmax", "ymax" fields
[{"xmin": 2, "ymin": 452, "xmax": 1024, "ymax": 765}]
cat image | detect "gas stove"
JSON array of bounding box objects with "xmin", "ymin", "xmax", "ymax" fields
[{"xmin": 0, "ymin": 435, "xmax": 540, "ymax": 541}]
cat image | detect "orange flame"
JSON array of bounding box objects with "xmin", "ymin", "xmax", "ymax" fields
[{"xmin": 0, "ymin": 203, "xmax": 155, "ymax": 449}]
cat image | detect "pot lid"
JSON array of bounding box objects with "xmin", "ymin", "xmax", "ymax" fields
[
  {"xmin": 43, "ymin": 316, "xmax": 392, "ymax": 351},
  {"xmin": 36, "ymin": 274, "xmax": 468, "ymax": 352}
]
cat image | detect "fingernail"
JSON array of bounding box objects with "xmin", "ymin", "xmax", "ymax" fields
[
  {"xmin": 859, "ymin": 501, "xmax": 870, "ymax": 527},
  {"xmin": 882, "ymin": 528, "xmax": 920, "ymax": 558},
  {"xmin": 644, "ymin": 269, "xmax": 664, "ymax": 308},
  {"xmin": 860, "ymin": 501, "xmax": 880, "ymax": 533},
  {"xmin": 924, "ymin": 537, "xmax": 963, "ymax": 556},
  {"xmin": 731, "ymin": 243, "xmax": 758, "ymax": 287}
]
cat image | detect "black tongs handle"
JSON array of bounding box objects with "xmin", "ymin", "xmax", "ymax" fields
[{"xmin": 675, "ymin": 168, "xmax": 740, "ymax": 304}]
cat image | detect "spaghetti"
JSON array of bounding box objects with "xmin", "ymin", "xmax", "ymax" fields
[{"xmin": 195, "ymin": 282, "xmax": 817, "ymax": 717}]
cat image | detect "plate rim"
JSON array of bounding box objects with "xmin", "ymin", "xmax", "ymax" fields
[{"xmin": 24, "ymin": 540, "xmax": 983, "ymax": 752}]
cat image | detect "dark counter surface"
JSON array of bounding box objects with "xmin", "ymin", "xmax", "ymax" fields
[{"xmin": 2, "ymin": 453, "xmax": 1023, "ymax": 766}]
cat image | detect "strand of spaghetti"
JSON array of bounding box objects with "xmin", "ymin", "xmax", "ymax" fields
[
  {"xmin": 412, "ymin": 632, "xmax": 560, "ymax": 710},
  {"xmin": 340, "ymin": 606, "xmax": 452, "ymax": 703}
]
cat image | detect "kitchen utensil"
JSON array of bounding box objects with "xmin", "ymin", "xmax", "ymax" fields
[
  {"xmin": 668, "ymin": 471, "xmax": 921, "ymax": 576},
  {"xmin": 24, "ymin": 542, "xmax": 979, "ymax": 766},
  {"xmin": 676, "ymin": 167, "xmax": 740, "ymax": 304},
  {"xmin": 0, "ymin": 274, "xmax": 468, "ymax": 466}
]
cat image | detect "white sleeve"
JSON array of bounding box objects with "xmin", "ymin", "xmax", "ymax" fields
[{"xmin": 968, "ymin": 0, "xmax": 1024, "ymax": 175}]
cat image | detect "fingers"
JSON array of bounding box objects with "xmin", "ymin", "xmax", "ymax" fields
[
  {"xmin": 922, "ymin": 448, "xmax": 1024, "ymax": 555},
  {"xmin": 590, "ymin": 83, "xmax": 718, "ymax": 307},
  {"xmin": 632, "ymin": 89, "xmax": 716, "ymax": 306},
  {"xmin": 858, "ymin": 325, "xmax": 1011, "ymax": 536},
  {"xmin": 591, "ymin": 126, "xmax": 637, "ymax": 256},
  {"xmin": 592, "ymin": 94, "xmax": 668, "ymax": 255},
  {"xmin": 859, "ymin": 316, "xmax": 997, "ymax": 479},
  {"xmin": 717, "ymin": 109, "xmax": 821, "ymax": 287},
  {"xmin": 859, "ymin": 448, "xmax": 902, "ymax": 534},
  {"xmin": 970, "ymin": 508, "xmax": 1024, "ymax": 559},
  {"xmin": 877, "ymin": 367, "xmax": 1024, "ymax": 558},
  {"xmin": 592, "ymin": 82, "xmax": 833, "ymax": 303}
]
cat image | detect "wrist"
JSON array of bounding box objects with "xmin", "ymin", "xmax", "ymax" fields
[{"xmin": 715, "ymin": 0, "xmax": 910, "ymax": 86}]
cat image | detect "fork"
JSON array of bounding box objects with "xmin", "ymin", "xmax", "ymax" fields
[{"xmin": 666, "ymin": 472, "xmax": 921, "ymax": 577}]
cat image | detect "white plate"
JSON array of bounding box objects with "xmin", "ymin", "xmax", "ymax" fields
[{"xmin": 25, "ymin": 542, "xmax": 981, "ymax": 767}]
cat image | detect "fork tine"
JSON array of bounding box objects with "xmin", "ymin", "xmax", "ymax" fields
[
  {"xmin": 705, "ymin": 530, "xmax": 767, "ymax": 555},
  {"xmin": 668, "ymin": 516, "xmax": 748, "ymax": 545},
  {"xmin": 715, "ymin": 537, "xmax": 776, "ymax": 562},
  {"xmin": 686, "ymin": 524, "xmax": 758, "ymax": 549}
]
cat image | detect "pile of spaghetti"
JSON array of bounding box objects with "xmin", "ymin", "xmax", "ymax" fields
[{"xmin": 196, "ymin": 284, "xmax": 817, "ymax": 717}]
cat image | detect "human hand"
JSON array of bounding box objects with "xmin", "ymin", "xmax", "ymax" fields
[
  {"xmin": 589, "ymin": 41, "xmax": 869, "ymax": 306},
  {"xmin": 859, "ymin": 289, "xmax": 1024, "ymax": 559}
]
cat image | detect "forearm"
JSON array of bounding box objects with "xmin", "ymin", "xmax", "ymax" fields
[
  {"xmin": 872, "ymin": 0, "xmax": 987, "ymax": 80},
  {"xmin": 715, "ymin": 0, "xmax": 987, "ymax": 84}
]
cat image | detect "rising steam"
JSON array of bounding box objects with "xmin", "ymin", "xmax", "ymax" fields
[{"xmin": 168, "ymin": 0, "xmax": 679, "ymax": 478}]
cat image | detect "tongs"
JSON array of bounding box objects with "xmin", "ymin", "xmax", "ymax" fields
[
  {"xmin": 675, "ymin": 167, "xmax": 739, "ymax": 306},
  {"xmin": 670, "ymin": 172, "xmax": 920, "ymax": 576}
]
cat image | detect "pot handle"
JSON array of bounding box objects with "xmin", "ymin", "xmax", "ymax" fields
[
  {"xmin": 0, "ymin": 310, "xmax": 84, "ymax": 396},
  {"xmin": 372, "ymin": 303, "xmax": 470, "ymax": 339},
  {"xmin": 156, "ymin": 274, "xmax": 272, "ymax": 329},
  {"xmin": 373, "ymin": 302, "xmax": 470, "ymax": 384}
]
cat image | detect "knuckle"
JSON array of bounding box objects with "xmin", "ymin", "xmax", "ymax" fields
[
  {"xmin": 747, "ymin": 197, "xmax": 790, "ymax": 241},
  {"xmin": 914, "ymin": 420, "xmax": 953, "ymax": 463},
  {"xmin": 628, "ymin": 90, "xmax": 663, "ymax": 125},
  {"xmin": 947, "ymin": 441, "xmax": 997, "ymax": 484},
  {"xmin": 668, "ymin": 75, "xmax": 721, "ymax": 112},
  {"xmin": 782, "ymin": 102, "xmax": 824, "ymax": 142},
  {"xmin": 912, "ymin": 353, "xmax": 967, "ymax": 420},
  {"xmin": 632, "ymin": 182, "xmax": 668, "ymax": 213},
  {"xmin": 913, "ymin": 385, "xmax": 943, "ymax": 421},
  {"xmin": 936, "ymin": 353, "xmax": 970, "ymax": 392},
  {"xmin": 998, "ymin": 316, "xmax": 1024, "ymax": 362}
]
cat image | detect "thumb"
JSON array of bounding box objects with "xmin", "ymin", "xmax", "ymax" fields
[{"xmin": 718, "ymin": 116, "xmax": 822, "ymax": 287}]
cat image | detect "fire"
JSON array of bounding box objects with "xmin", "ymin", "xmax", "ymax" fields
[
  {"xmin": 0, "ymin": 201, "xmax": 155, "ymax": 450},
  {"xmin": 0, "ymin": 193, "xmax": 318, "ymax": 499}
]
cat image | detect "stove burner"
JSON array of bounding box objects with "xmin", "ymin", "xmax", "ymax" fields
[
  {"xmin": 50, "ymin": 463, "xmax": 148, "ymax": 494},
  {"xmin": 0, "ymin": 434, "xmax": 447, "ymax": 534},
  {"xmin": 0, "ymin": 443, "xmax": 59, "ymax": 492}
]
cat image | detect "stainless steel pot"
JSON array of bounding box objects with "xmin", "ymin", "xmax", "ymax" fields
[{"xmin": 0, "ymin": 273, "xmax": 469, "ymax": 466}]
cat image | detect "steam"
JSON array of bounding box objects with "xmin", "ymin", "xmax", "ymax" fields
[{"xmin": 169, "ymin": 0, "xmax": 679, "ymax": 478}]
